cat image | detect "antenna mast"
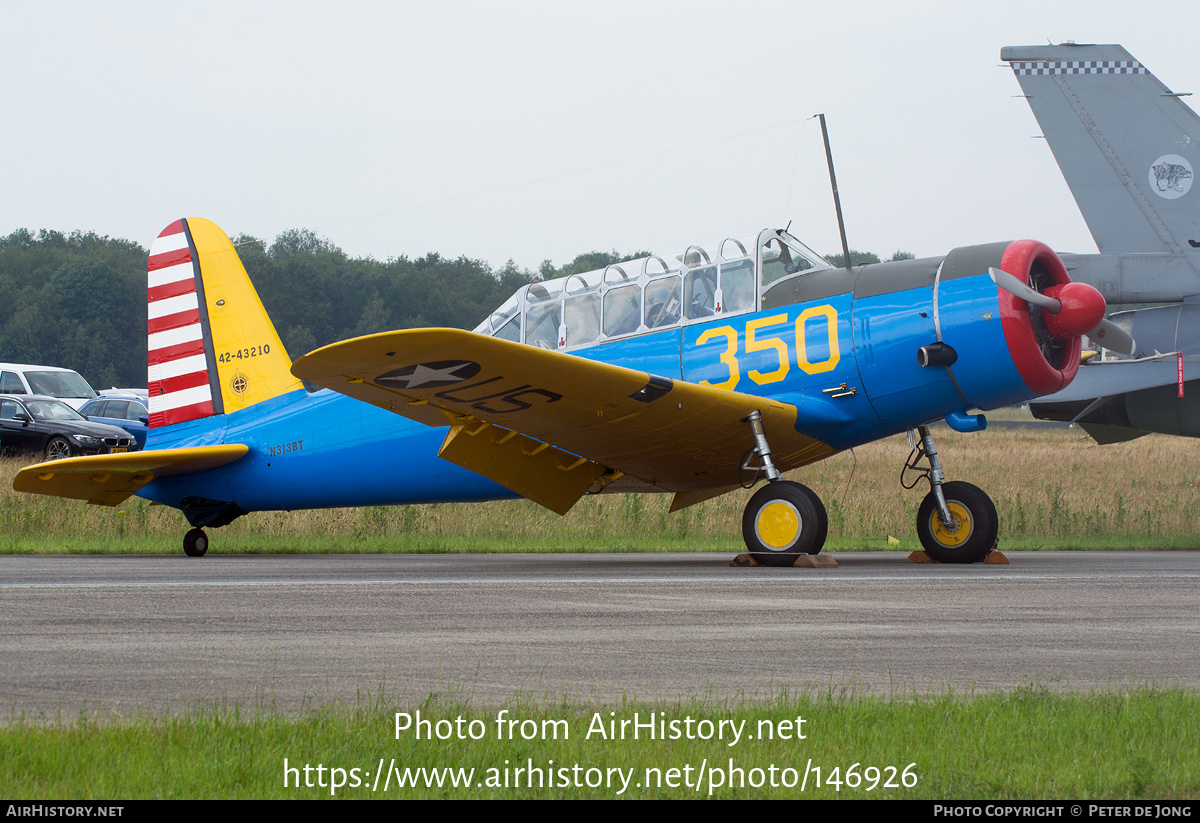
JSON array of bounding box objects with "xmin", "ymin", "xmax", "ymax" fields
[{"xmin": 817, "ymin": 113, "xmax": 853, "ymax": 270}]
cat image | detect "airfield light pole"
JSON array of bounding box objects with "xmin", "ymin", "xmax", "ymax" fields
[{"xmin": 818, "ymin": 113, "xmax": 853, "ymax": 271}]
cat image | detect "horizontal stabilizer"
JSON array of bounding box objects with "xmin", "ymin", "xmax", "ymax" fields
[
  {"xmin": 1036, "ymin": 354, "xmax": 1198, "ymax": 404},
  {"xmin": 1078, "ymin": 423, "xmax": 1150, "ymax": 445},
  {"xmin": 13, "ymin": 445, "xmax": 249, "ymax": 506}
]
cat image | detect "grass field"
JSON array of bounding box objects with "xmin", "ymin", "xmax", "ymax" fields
[
  {"xmin": 3, "ymin": 423, "xmax": 1198, "ymax": 554},
  {"xmin": 5, "ymin": 687, "xmax": 1198, "ymax": 799}
]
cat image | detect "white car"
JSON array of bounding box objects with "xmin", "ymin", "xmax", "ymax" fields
[{"xmin": 0, "ymin": 363, "xmax": 98, "ymax": 410}]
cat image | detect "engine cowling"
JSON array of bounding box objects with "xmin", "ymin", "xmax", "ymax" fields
[
  {"xmin": 994, "ymin": 239, "xmax": 1101, "ymax": 396},
  {"xmin": 849, "ymin": 239, "xmax": 1103, "ymax": 435}
]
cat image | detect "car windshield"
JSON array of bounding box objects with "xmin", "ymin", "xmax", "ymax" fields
[
  {"xmin": 24, "ymin": 399, "xmax": 86, "ymax": 422},
  {"xmin": 24, "ymin": 371, "xmax": 96, "ymax": 399}
]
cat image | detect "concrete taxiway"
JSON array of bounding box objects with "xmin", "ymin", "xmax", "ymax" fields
[{"xmin": 2, "ymin": 551, "xmax": 1197, "ymax": 714}]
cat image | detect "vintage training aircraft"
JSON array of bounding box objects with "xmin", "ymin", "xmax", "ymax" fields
[
  {"xmin": 1002, "ymin": 43, "xmax": 1200, "ymax": 441},
  {"xmin": 13, "ymin": 217, "xmax": 1119, "ymax": 563}
]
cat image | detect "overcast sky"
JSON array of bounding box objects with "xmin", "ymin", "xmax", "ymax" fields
[{"xmin": 3, "ymin": 1, "xmax": 1197, "ymax": 271}]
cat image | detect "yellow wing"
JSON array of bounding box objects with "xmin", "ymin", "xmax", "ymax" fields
[
  {"xmin": 292, "ymin": 329, "xmax": 834, "ymax": 514},
  {"xmin": 13, "ymin": 445, "xmax": 250, "ymax": 506}
]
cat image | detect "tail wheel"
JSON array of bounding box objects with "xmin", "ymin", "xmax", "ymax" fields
[
  {"xmin": 742, "ymin": 481, "xmax": 826, "ymax": 567},
  {"xmin": 916, "ymin": 481, "xmax": 997, "ymax": 563},
  {"xmin": 183, "ymin": 528, "xmax": 208, "ymax": 557}
]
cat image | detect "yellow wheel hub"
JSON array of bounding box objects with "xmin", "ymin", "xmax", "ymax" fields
[
  {"xmin": 929, "ymin": 500, "xmax": 973, "ymax": 548},
  {"xmin": 756, "ymin": 501, "xmax": 801, "ymax": 550}
]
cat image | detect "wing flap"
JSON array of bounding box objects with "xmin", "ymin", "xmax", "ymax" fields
[
  {"xmin": 293, "ymin": 329, "xmax": 835, "ymax": 507},
  {"xmin": 13, "ymin": 445, "xmax": 250, "ymax": 506},
  {"xmin": 438, "ymin": 421, "xmax": 608, "ymax": 515}
]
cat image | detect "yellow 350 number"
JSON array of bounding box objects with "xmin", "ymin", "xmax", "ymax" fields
[{"xmin": 696, "ymin": 306, "xmax": 840, "ymax": 391}]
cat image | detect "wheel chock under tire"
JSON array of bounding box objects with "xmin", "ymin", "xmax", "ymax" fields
[{"xmin": 792, "ymin": 554, "xmax": 837, "ymax": 568}]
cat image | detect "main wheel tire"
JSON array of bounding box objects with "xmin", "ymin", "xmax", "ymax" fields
[
  {"xmin": 183, "ymin": 528, "xmax": 209, "ymax": 558},
  {"xmin": 916, "ymin": 481, "xmax": 997, "ymax": 563},
  {"xmin": 742, "ymin": 481, "xmax": 825, "ymax": 567},
  {"xmin": 796, "ymin": 484, "xmax": 828, "ymax": 554},
  {"xmin": 45, "ymin": 437, "xmax": 72, "ymax": 461}
]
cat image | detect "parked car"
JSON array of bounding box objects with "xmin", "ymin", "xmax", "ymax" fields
[
  {"xmin": 79, "ymin": 395, "xmax": 149, "ymax": 449},
  {"xmin": 0, "ymin": 394, "xmax": 136, "ymax": 460},
  {"xmin": 99, "ymin": 387, "xmax": 150, "ymax": 402},
  {"xmin": 0, "ymin": 363, "xmax": 98, "ymax": 410}
]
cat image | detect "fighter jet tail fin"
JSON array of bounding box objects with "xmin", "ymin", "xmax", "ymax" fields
[{"xmin": 1002, "ymin": 43, "xmax": 1200, "ymax": 255}]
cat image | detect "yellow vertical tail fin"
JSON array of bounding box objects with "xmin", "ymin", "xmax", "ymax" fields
[{"xmin": 147, "ymin": 217, "xmax": 301, "ymax": 428}]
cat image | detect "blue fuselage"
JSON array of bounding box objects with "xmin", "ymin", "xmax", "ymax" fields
[{"xmin": 140, "ymin": 267, "xmax": 1029, "ymax": 517}]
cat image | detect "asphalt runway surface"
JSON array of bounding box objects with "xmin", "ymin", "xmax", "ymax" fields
[{"xmin": 2, "ymin": 551, "xmax": 1198, "ymax": 714}]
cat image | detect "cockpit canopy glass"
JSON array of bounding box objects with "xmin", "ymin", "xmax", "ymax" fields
[{"xmin": 472, "ymin": 229, "xmax": 830, "ymax": 351}]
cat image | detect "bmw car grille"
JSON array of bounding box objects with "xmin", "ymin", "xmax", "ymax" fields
[{"xmin": 102, "ymin": 436, "xmax": 132, "ymax": 447}]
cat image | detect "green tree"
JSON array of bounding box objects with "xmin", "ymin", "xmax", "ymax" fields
[
  {"xmin": 268, "ymin": 228, "xmax": 341, "ymax": 257},
  {"xmin": 824, "ymin": 249, "xmax": 881, "ymax": 267},
  {"xmin": 46, "ymin": 258, "xmax": 142, "ymax": 388},
  {"xmin": 0, "ymin": 223, "xmax": 648, "ymax": 390},
  {"xmin": 0, "ymin": 229, "xmax": 146, "ymax": 387},
  {"xmin": 540, "ymin": 250, "xmax": 652, "ymax": 281}
]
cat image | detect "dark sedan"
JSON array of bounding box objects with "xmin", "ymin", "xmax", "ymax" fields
[{"xmin": 0, "ymin": 394, "xmax": 136, "ymax": 460}]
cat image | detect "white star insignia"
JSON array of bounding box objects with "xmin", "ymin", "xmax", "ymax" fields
[
  {"xmin": 377, "ymin": 361, "xmax": 480, "ymax": 390},
  {"xmin": 400, "ymin": 363, "xmax": 475, "ymax": 389}
]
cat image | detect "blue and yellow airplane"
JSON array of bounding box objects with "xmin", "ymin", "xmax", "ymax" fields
[{"xmin": 13, "ymin": 218, "xmax": 1119, "ymax": 564}]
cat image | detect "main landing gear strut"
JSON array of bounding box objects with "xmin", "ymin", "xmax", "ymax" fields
[
  {"xmin": 903, "ymin": 425, "xmax": 997, "ymax": 563},
  {"xmin": 739, "ymin": 411, "xmax": 829, "ymax": 566},
  {"xmin": 737, "ymin": 415, "xmax": 997, "ymax": 566}
]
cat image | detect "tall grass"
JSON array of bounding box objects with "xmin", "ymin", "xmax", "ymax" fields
[
  {"xmin": 3, "ymin": 426, "xmax": 1198, "ymax": 553},
  {"xmin": 4, "ymin": 686, "xmax": 1198, "ymax": 798}
]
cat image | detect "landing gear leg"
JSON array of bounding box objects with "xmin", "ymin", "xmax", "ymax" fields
[
  {"xmin": 905, "ymin": 425, "xmax": 997, "ymax": 563},
  {"xmin": 739, "ymin": 411, "xmax": 829, "ymax": 566},
  {"xmin": 183, "ymin": 528, "xmax": 209, "ymax": 557}
]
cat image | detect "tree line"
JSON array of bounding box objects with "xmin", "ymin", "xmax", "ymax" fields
[
  {"xmin": 0, "ymin": 227, "xmax": 633, "ymax": 389},
  {"xmin": 0, "ymin": 226, "xmax": 911, "ymax": 390}
]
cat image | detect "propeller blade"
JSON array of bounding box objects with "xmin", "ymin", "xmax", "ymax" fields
[
  {"xmin": 1086, "ymin": 318, "xmax": 1137, "ymax": 357},
  {"xmin": 988, "ymin": 267, "xmax": 1062, "ymax": 312}
]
